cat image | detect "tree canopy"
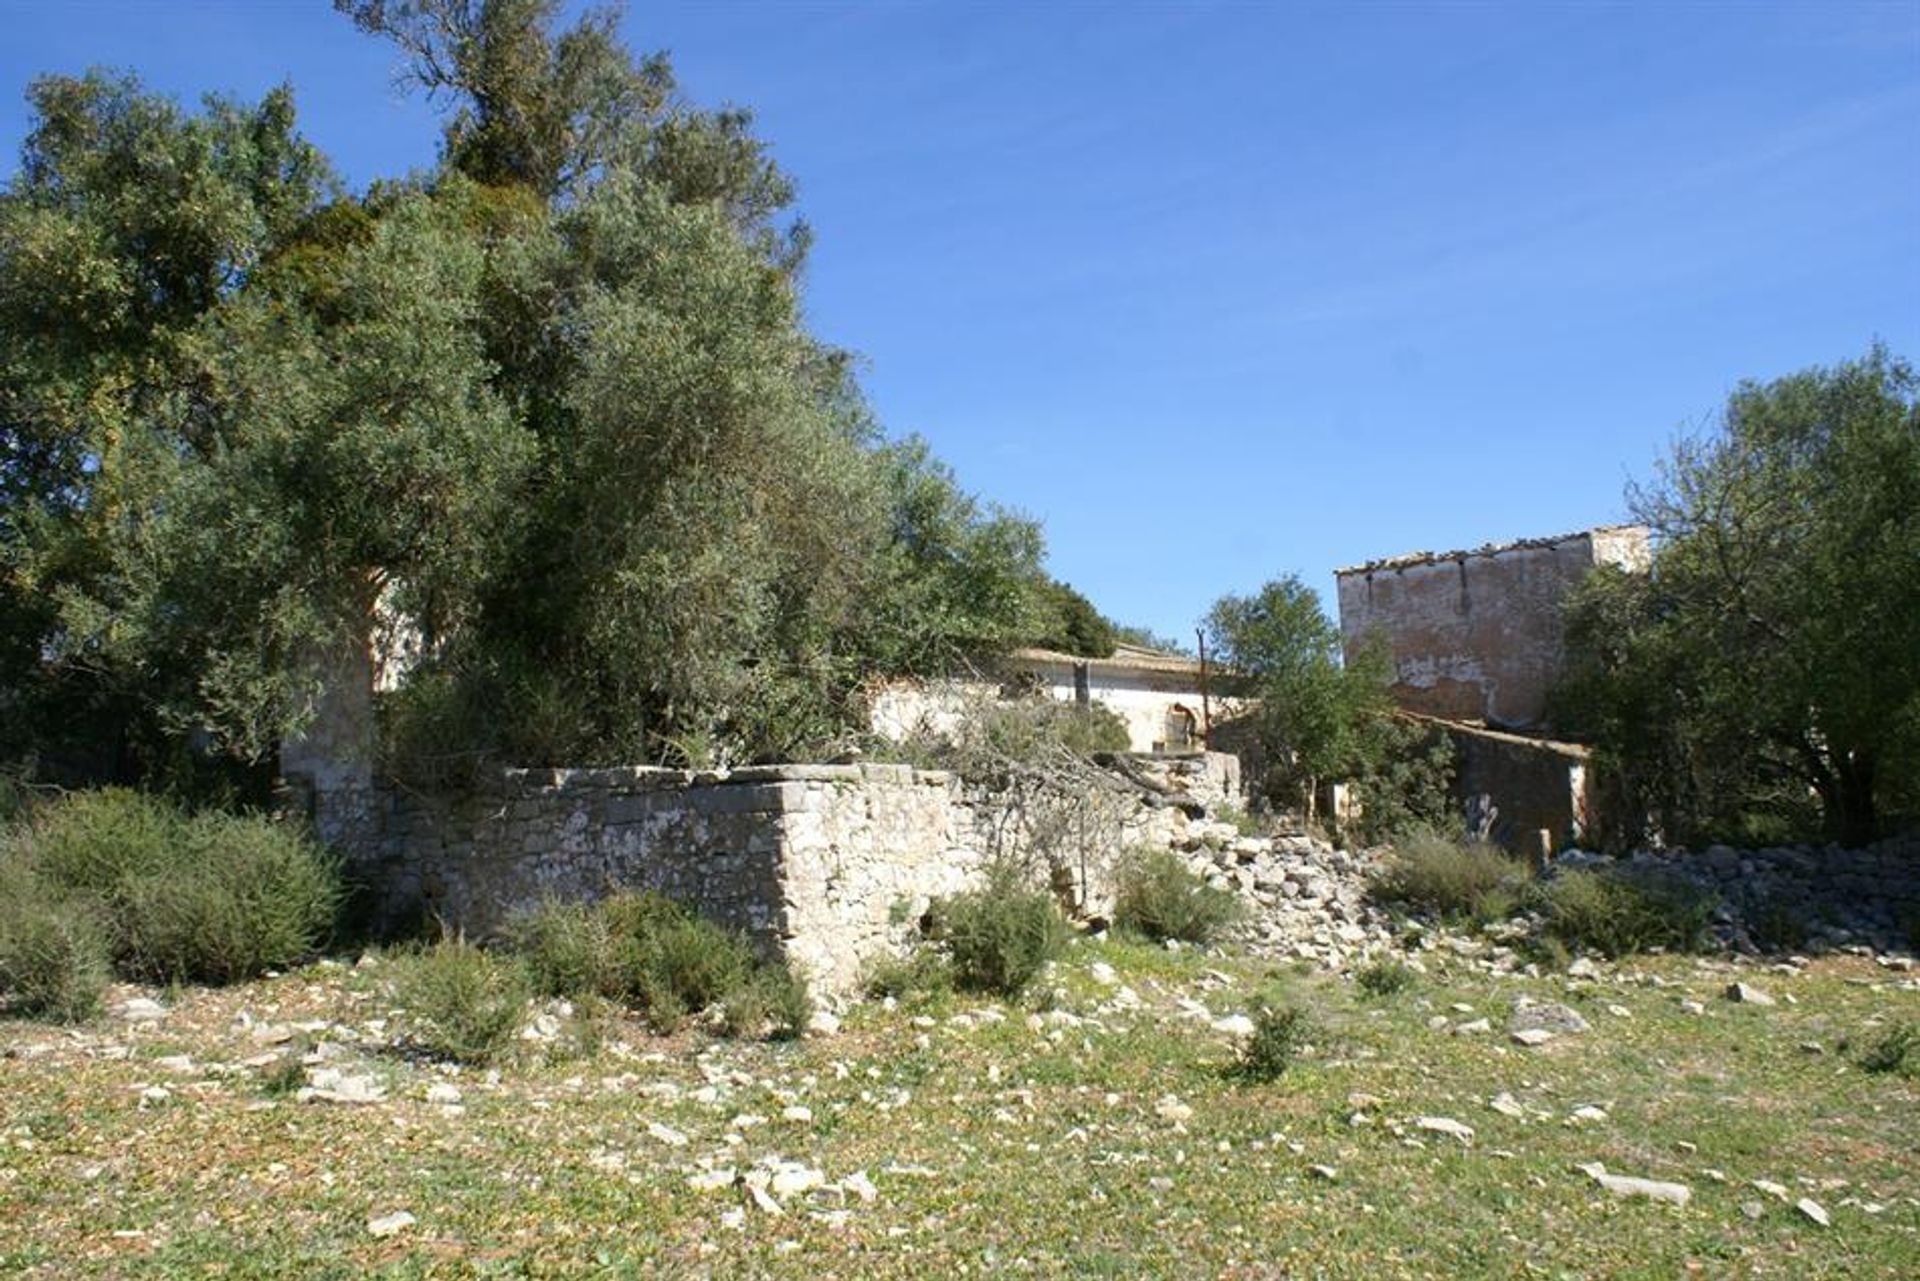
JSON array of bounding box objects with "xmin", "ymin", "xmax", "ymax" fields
[
  {"xmin": 1, "ymin": 3, "xmax": 1115, "ymax": 793},
  {"xmin": 1556, "ymin": 345, "xmax": 1920, "ymax": 848}
]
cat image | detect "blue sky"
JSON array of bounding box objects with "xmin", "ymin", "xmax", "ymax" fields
[{"xmin": 4, "ymin": 1, "xmax": 1916, "ymax": 643}]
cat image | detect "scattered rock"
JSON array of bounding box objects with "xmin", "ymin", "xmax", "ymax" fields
[
  {"xmin": 1795, "ymin": 1198, "xmax": 1830, "ymax": 1227},
  {"xmin": 1307, "ymin": 1164, "xmax": 1338, "ymax": 1181},
  {"xmin": 647, "ymin": 1122, "xmax": 689, "ymax": 1147},
  {"xmin": 1415, "ymin": 1116, "xmax": 1475, "ymax": 1146},
  {"xmin": 1577, "ymin": 1163, "xmax": 1691, "ymax": 1206},
  {"xmin": 1723, "ymin": 982, "xmax": 1776, "ymax": 1007},
  {"xmin": 1454, "ymin": 1018, "xmax": 1492, "ymax": 1036},
  {"xmin": 1510, "ymin": 998, "xmax": 1590, "ymax": 1036},
  {"xmin": 806, "ymin": 1010, "xmax": 841, "ymax": 1037},
  {"xmin": 425, "ymin": 1082, "xmax": 462, "ymax": 1105},
  {"xmin": 1089, "ymin": 961, "xmax": 1119, "ymax": 987},
  {"xmin": 1154, "ymin": 1096, "xmax": 1194, "ymax": 1124},
  {"xmin": 1512, "ymin": 1028, "xmax": 1556, "ymax": 1047},
  {"xmin": 780, "ymin": 1105, "xmax": 813, "ymax": 1124},
  {"xmin": 1211, "ymin": 1014, "xmax": 1256, "ymax": 1038},
  {"xmin": 119, "ymin": 997, "xmax": 166, "ymax": 1022},
  {"xmin": 366, "ymin": 1211, "xmax": 416, "ymax": 1238},
  {"xmin": 1569, "ymin": 1105, "xmax": 1609, "ymax": 1124},
  {"xmin": 1488, "ymin": 1093, "xmax": 1526, "ymax": 1119}
]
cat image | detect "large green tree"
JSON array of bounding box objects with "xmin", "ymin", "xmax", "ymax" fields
[
  {"xmin": 1202, "ymin": 575, "xmax": 1450, "ymax": 835},
  {"xmin": 1557, "ymin": 345, "xmax": 1920, "ymax": 847},
  {"xmin": 2, "ymin": 4, "xmax": 1090, "ymax": 790}
]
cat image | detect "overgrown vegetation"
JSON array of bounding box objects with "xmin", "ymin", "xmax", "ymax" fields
[
  {"xmin": 1853, "ymin": 1019, "xmax": 1920, "ymax": 1079},
  {"xmin": 0, "ymin": 1, "xmax": 1130, "ymax": 803},
  {"xmin": 1555, "ymin": 346, "xmax": 1919, "ymax": 848},
  {"xmin": 510, "ymin": 890, "xmax": 808, "ymax": 1037},
  {"xmin": 1232, "ymin": 1001, "xmax": 1312, "ymax": 1084},
  {"xmin": 1366, "ymin": 828, "xmax": 1530, "ymax": 926},
  {"xmin": 1527, "ymin": 868, "xmax": 1710, "ymax": 958},
  {"xmin": 1112, "ymin": 848, "xmax": 1244, "ymax": 945},
  {"xmin": 928, "ymin": 864, "xmax": 1068, "ymax": 998},
  {"xmin": 0, "ymin": 789, "xmax": 340, "ymax": 1011},
  {"xmin": 1354, "ymin": 956, "xmax": 1416, "ymax": 997},
  {"xmin": 862, "ymin": 948, "xmax": 955, "ymax": 1002},
  {"xmin": 388, "ymin": 938, "xmax": 532, "ymax": 1065}
]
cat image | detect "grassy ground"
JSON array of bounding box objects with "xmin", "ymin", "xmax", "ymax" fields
[{"xmin": 1, "ymin": 938, "xmax": 1915, "ymax": 1278}]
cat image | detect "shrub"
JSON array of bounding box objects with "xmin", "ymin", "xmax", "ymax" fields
[
  {"xmin": 0, "ymin": 862, "xmax": 111, "ymax": 1022},
  {"xmin": 1366, "ymin": 827, "xmax": 1531, "ymax": 925},
  {"xmin": 1113, "ymin": 848, "xmax": 1245, "ymax": 946},
  {"xmin": 863, "ymin": 947, "xmax": 954, "ymax": 1000},
  {"xmin": 8, "ymin": 789, "xmax": 341, "ymax": 985},
  {"xmin": 1529, "ymin": 868, "xmax": 1709, "ymax": 958},
  {"xmin": 722, "ymin": 965, "xmax": 812, "ymax": 1040},
  {"xmin": 1354, "ymin": 956, "xmax": 1415, "ymax": 998},
  {"xmin": 1854, "ymin": 1020, "xmax": 1920, "ymax": 1079},
  {"xmin": 113, "ymin": 812, "xmax": 342, "ymax": 983},
  {"xmin": 1234, "ymin": 1003, "xmax": 1312, "ymax": 1084},
  {"xmin": 930, "ymin": 864, "xmax": 1068, "ymax": 998},
  {"xmin": 509, "ymin": 890, "xmax": 800, "ymax": 1036},
  {"xmin": 389, "ymin": 939, "xmax": 530, "ymax": 1064}
]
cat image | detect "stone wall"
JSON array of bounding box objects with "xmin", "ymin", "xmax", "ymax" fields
[
  {"xmin": 1441, "ymin": 720, "xmax": 1595, "ymax": 857},
  {"xmin": 304, "ymin": 764, "xmax": 983, "ymax": 999},
  {"xmin": 1582, "ymin": 836, "xmax": 1920, "ymax": 955},
  {"xmin": 1335, "ymin": 526, "xmax": 1648, "ymax": 730}
]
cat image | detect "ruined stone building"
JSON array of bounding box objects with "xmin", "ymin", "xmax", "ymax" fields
[
  {"xmin": 1334, "ymin": 526, "xmax": 1651, "ymax": 854},
  {"xmin": 1335, "ymin": 525, "xmax": 1649, "ymax": 731}
]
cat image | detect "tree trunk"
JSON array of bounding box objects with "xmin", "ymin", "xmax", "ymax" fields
[{"xmin": 1826, "ymin": 751, "xmax": 1877, "ymax": 848}]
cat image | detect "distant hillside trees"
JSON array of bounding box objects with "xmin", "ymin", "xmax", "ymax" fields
[
  {"xmin": 1556, "ymin": 346, "xmax": 1920, "ymax": 848},
  {"xmin": 0, "ymin": 1, "xmax": 1114, "ymax": 795}
]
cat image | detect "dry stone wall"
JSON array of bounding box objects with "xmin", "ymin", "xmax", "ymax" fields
[{"xmin": 308, "ymin": 764, "xmax": 983, "ymax": 998}]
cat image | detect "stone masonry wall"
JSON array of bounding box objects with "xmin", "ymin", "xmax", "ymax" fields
[
  {"xmin": 312, "ymin": 764, "xmax": 983, "ymax": 999},
  {"xmin": 1335, "ymin": 526, "xmax": 1649, "ymax": 730}
]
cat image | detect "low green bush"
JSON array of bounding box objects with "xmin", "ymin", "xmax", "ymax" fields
[
  {"xmin": 1113, "ymin": 848, "xmax": 1245, "ymax": 946},
  {"xmin": 1529, "ymin": 868, "xmax": 1709, "ymax": 958},
  {"xmin": 721, "ymin": 965, "xmax": 812, "ymax": 1040},
  {"xmin": 0, "ymin": 862, "xmax": 111, "ymax": 1022},
  {"xmin": 1353, "ymin": 956, "xmax": 1415, "ymax": 997},
  {"xmin": 1233, "ymin": 1003, "xmax": 1312, "ymax": 1084},
  {"xmin": 863, "ymin": 948, "xmax": 954, "ymax": 1000},
  {"xmin": 389, "ymin": 938, "xmax": 531, "ymax": 1064},
  {"xmin": 1853, "ymin": 1020, "xmax": 1920, "ymax": 1079},
  {"xmin": 1366, "ymin": 827, "xmax": 1531, "ymax": 925},
  {"xmin": 930, "ymin": 865, "xmax": 1067, "ymax": 999},
  {"xmin": 509, "ymin": 890, "xmax": 803, "ymax": 1036},
  {"xmin": 5, "ymin": 789, "xmax": 341, "ymax": 990}
]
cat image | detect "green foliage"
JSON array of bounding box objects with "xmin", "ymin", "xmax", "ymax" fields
[
  {"xmin": 1027, "ymin": 579, "xmax": 1118, "ymax": 658},
  {"xmin": 929, "ymin": 865, "xmax": 1068, "ymax": 999},
  {"xmin": 1853, "ymin": 1020, "xmax": 1920, "ymax": 1079},
  {"xmin": 1233, "ymin": 1002, "xmax": 1312, "ymax": 1084},
  {"xmin": 1345, "ymin": 718, "xmax": 1458, "ymax": 846},
  {"xmin": 388, "ymin": 938, "xmax": 530, "ymax": 1064},
  {"xmin": 1113, "ymin": 848, "xmax": 1245, "ymax": 946},
  {"xmin": 1556, "ymin": 346, "xmax": 1920, "ymax": 847},
  {"xmin": 0, "ymin": 861, "xmax": 111, "ymax": 1022},
  {"xmin": 7, "ymin": 789, "xmax": 341, "ymax": 985},
  {"xmin": 1205, "ymin": 576, "xmax": 1446, "ymax": 834},
  {"xmin": 1528, "ymin": 868, "xmax": 1710, "ymax": 959},
  {"xmin": 509, "ymin": 890, "xmax": 804, "ymax": 1037},
  {"xmin": 862, "ymin": 948, "xmax": 955, "ymax": 1001},
  {"xmin": 1366, "ymin": 828, "xmax": 1531, "ymax": 926},
  {"xmin": 721, "ymin": 965, "xmax": 812, "ymax": 1041},
  {"xmin": 3, "ymin": 12, "xmax": 1074, "ymax": 792},
  {"xmin": 1353, "ymin": 957, "xmax": 1416, "ymax": 998}
]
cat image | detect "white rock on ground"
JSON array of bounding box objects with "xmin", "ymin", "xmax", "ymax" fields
[
  {"xmin": 1577, "ymin": 1163, "xmax": 1691, "ymax": 1207},
  {"xmin": 366, "ymin": 1211, "xmax": 416, "ymax": 1238},
  {"xmin": 1724, "ymin": 982, "xmax": 1776, "ymax": 1006},
  {"xmin": 1796, "ymin": 1198, "xmax": 1831, "ymax": 1227},
  {"xmin": 1415, "ymin": 1117, "xmax": 1475, "ymax": 1146}
]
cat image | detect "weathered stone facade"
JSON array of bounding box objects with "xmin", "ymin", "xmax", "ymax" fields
[
  {"xmin": 1335, "ymin": 526, "xmax": 1649, "ymax": 730},
  {"xmin": 297, "ymin": 764, "xmax": 983, "ymax": 998}
]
